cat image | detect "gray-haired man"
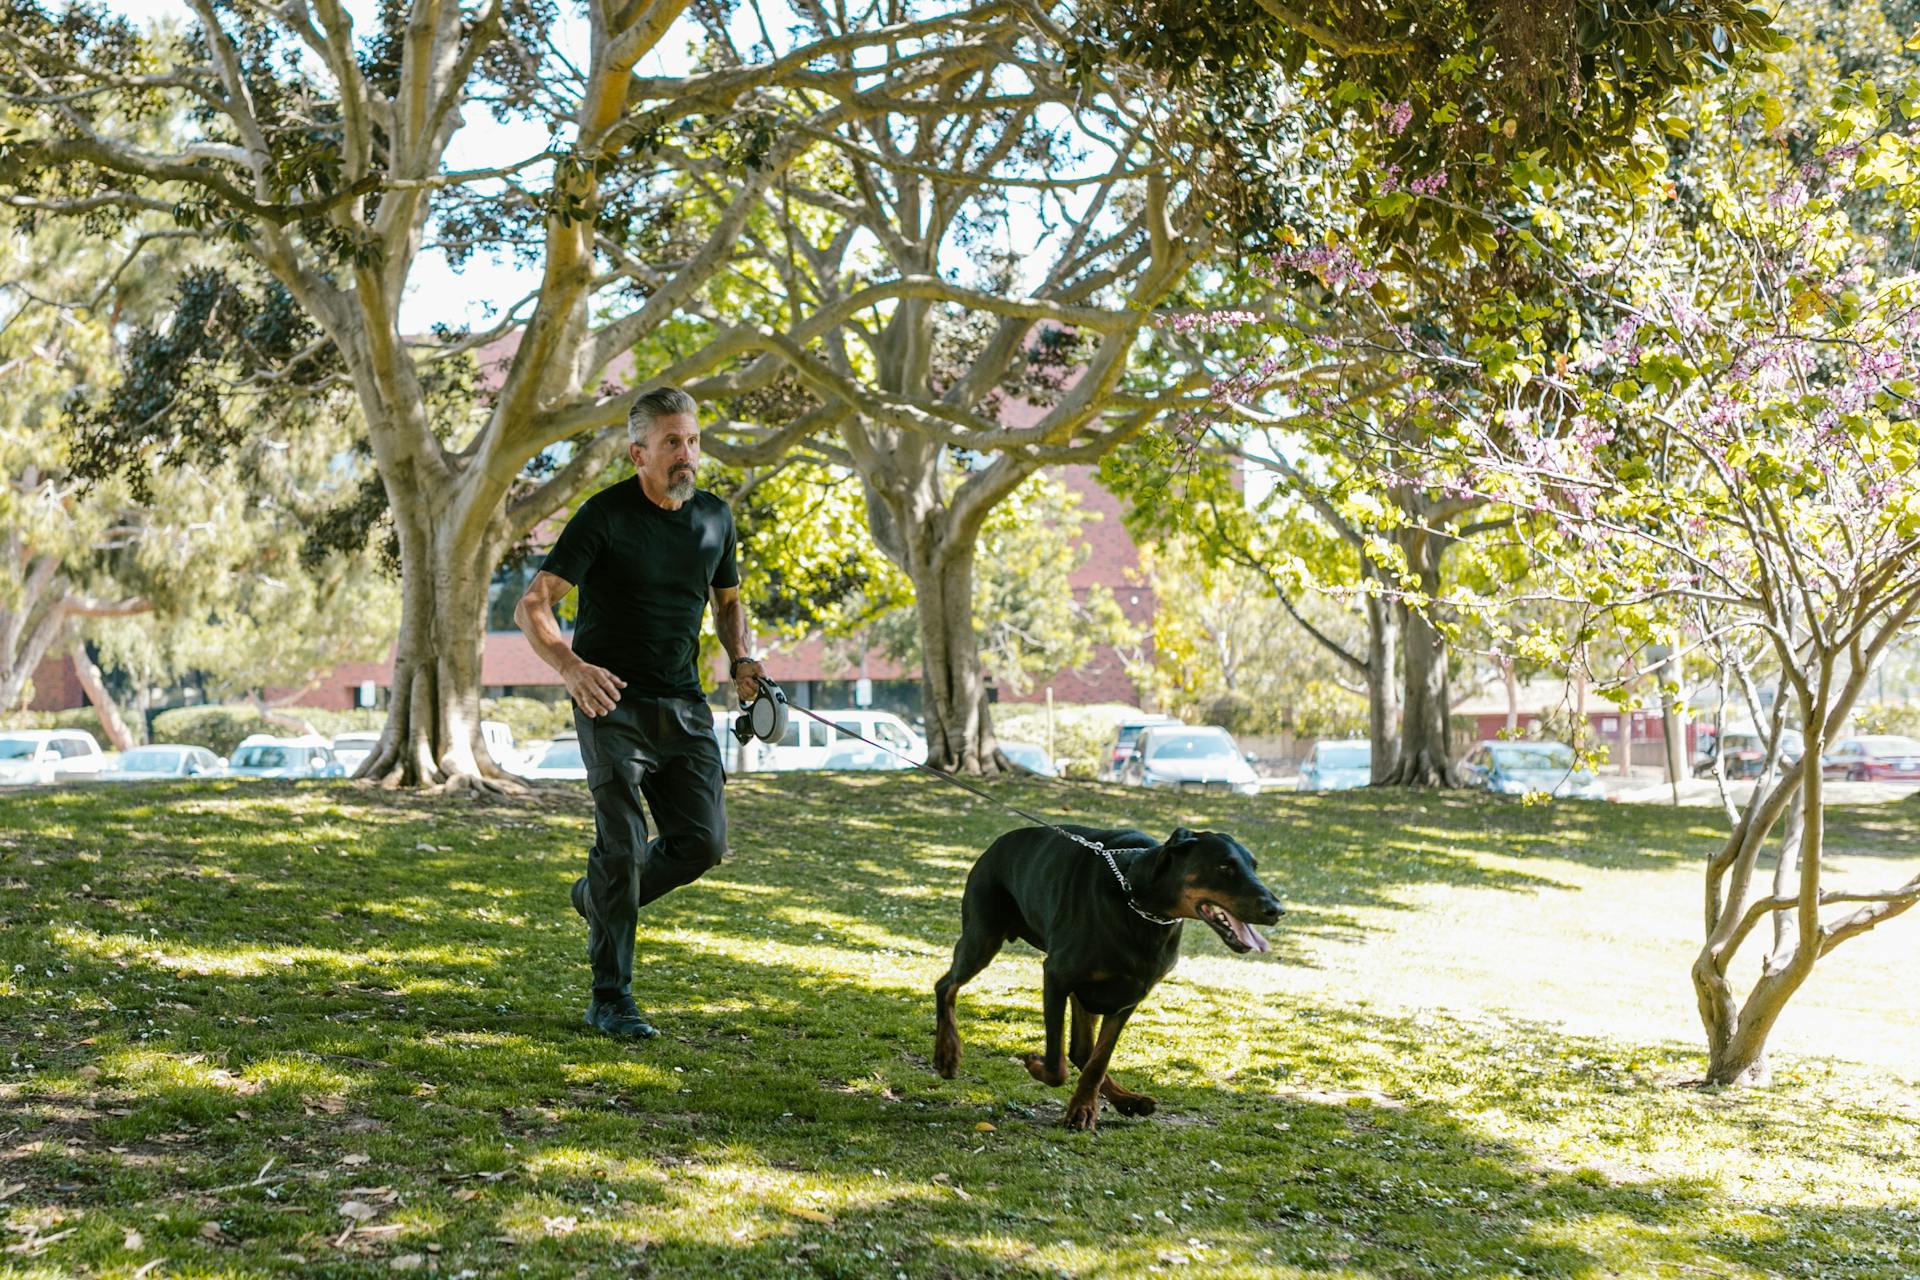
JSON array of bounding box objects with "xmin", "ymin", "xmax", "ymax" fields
[{"xmin": 514, "ymin": 386, "xmax": 767, "ymax": 1039}]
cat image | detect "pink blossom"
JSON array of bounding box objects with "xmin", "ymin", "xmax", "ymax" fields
[
  {"xmin": 1383, "ymin": 100, "xmax": 1413, "ymax": 136},
  {"xmin": 1259, "ymin": 246, "xmax": 1380, "ymax": 290},
  {"xmin": 1768, "ymin": 181, "xmax": 1808, "ymax": 210},
  {"xmin": 1159, "ymin": 310, "xmax": 1262, "ymax": 335}
]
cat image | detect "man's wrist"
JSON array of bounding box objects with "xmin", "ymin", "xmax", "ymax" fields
[{"xmin": 729, "ymin": 654, "xmax": 762, "ymax": 676}]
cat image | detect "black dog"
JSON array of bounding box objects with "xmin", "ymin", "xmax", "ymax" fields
[{"xmin": 933, "ymin": 825, "xmax": 1283, "ymax": 1130}]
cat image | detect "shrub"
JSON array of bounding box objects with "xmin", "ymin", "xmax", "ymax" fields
[
  {"xmin": 149, "ymin": 707, "xmax": 287, "ymax": 756},
  {"xmin": 481, "ymin": 696, "xmax": 573, "ymax": 745},
  {"xmin": 0, "ymin": 708, "xmax": 110, "ymax": 736},
  {"xmin": 993, "ymin": 702, "xmax": 1157, "ymax": 780}
]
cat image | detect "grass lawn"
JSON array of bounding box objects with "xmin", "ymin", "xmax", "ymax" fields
[{"xmin": 2, "ymin": 775, "xmax": 1919, "ymax": 1279}]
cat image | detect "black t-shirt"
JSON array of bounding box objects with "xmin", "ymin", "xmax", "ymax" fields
[{"xmin": 539, "ymin": 480, "xmax": 740, "ymax": 699}]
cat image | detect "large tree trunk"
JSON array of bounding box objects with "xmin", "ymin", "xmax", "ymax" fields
[
  {"xmin": 1380, "ymin": 535, "xmax": 1454, "ymax": 787},
  {"xmin": 355, "ymin": 461, "xmax": 514, "ymax": 791},
  {"xmin": 67, "ymin": 633, "xmax": 137, "ymax": 750},
  {"xmin": 1363, "ymin": 589, "xmax": 1401, "ymax": 784},
  {"xmin": 908, "ymin": 535, "xmax": 998, "ymax": 774},
  {"xmin": 0, "ymin": 559, "xmax": 73, "ymax": 712}
]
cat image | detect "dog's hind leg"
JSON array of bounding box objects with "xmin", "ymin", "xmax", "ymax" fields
[
  {"xmin": 1064, "ymin": 1004, "xmax": 1137, "ymax": 1131},
  {"xmin": 933, "ymin": 926, "xmax": 1003, "ymax": 1079},
  {"xmin": 1021, "ymin": 969, "xmax": 1071, "ymax": 1087},
  {"xmin": 1098, "ymin": 1074, "xmax": 1157, "ymax": 1117}
]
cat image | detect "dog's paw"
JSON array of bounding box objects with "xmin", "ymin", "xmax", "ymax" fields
[
  {"xmin": 933, "ymin": 1037, "xmax": 960, "ymax": 1079},
  {"xmin": 1063, "ymin": 1097, "xmax": 1100, "ymax": 1131},
  {"xmin": 1110, "ymin": 1093, "xmax": 1156, "ymax": 1118},
  {"xmin": 1022, "ymin": 1054, "xmax": 1067, "ymax": 1087}
]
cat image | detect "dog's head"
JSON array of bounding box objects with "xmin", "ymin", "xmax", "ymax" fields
[{"xmin": 1151, "ymin": 828, "xmax": 1284, "ymax": 954}]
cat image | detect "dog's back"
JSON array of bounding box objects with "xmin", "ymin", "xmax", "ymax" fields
[{"xmin": 962, "ymin": 825, "xmax": 1159, "ymax": 953}]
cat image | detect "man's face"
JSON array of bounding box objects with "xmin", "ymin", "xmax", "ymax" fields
[{"xmin": 631, "ymin": 411, "xmax": 701, "ymax": 501}]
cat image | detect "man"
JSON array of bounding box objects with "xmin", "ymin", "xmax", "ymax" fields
[{"xmin": 514, "ymin": 386, "xmax": 766, "ymax": 1040}]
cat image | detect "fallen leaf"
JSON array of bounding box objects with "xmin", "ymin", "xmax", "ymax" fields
[
  {"xmin": 199, "ymin": 1221, "xmax": 225, "ymax": 1241},
  {"xmin": 974, "ymin": 1121, "xmax": 996, "ymax": 1132},
  {"xmin": 390, "ymin": 1254, "xmax": 425, "ymax": 1272},
  {"xmin": 123, "ymin": 1228, "xmax": 144, "ymax": 1250},
  {"xmin": 75, "ymin": 1066, "xmax": 101, "ymax": 1082},
  {"xmin": 452, "ymin": 1189, "xmax": 481, "ymax": 1202},
  {"xmin": 338, "ymin": 1201, "xmax": 379, "ymax": 1223},
  {"xmin": 783, "ymin": 1205, "xmax": 832, "ymax": 1223},
  {"xmin": 0, "ymin": 1183, "xmax": 25, "ymax": 1201},
  {"xmin": 131, "ymin": 1261, "xmax": 165, "ymax": 1279},
  {"xmin": 340, "ymin": 1153, "xmax": 371, "ymax": 1167}
]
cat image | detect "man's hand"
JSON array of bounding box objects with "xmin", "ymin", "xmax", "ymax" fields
[
  {"xmin": 734, "ymin": 658, "xmax": 766, "ymax": 704},
  {"xmin": 564, "ymin": 659, "xmax": 627, "ymax": 717}
]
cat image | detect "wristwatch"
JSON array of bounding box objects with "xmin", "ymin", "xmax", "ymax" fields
[{"xmin": 729, "ymin": 655, "xmax": 763, "ymax": 677}]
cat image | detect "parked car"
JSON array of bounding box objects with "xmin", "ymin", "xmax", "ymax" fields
[
  {"xmin": 110, "ymin": 744, "xmax": 225, "ymax": 781},
  {"xmin": 519, "ymin": 734, "xmax": 587, "ymax": 781},
  {"xmin": 1296, "ymin": 739, "xmax": 1371, "ymax": 791},
  {"xmin": 1121, "ymin": 724, "xmax": 1261, "ymax": 796},
  {"xmin": 999, "ymin": 741, "xmax": 1059, "ymax": 777},
  {"xmin": 1101, "ymin": 715, "xmax": 1182, "ymax": 782},
  {"xmin": 1458, "ymin": 740, "xmax": 1603, "ymax": 799},
  {"xmin": 1821, "ymin": 735, "xmax": 1920, "ymax": 783},
  {"xmin": 820, "ymin": 738, "xmax": 915, "ymax": 771},
  {"xmin": 226, "ymin": 735, "xmax": 347, "ymax": 780},
  {"xmin": 751, "ymin": 707, "xmax": 926, "ymax": 771},
  {"xmin": 480, "ymin": 719, "xmax": 517, "ymax": 770},
  {"xmin": 331, "ymin": 731, "xmax": 381, "ymax": 774},
  {"xmin": 1693, "ymin": 726, "xmax": 1804, "ymax": 779},
  {"xmin": 0, "ymin": 729, "xmax": 108, "ymax": 786}
]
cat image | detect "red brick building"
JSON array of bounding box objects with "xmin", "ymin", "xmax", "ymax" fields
[{"xmin": 253, "ymin": 461, "xmax": 1155, "ymax": 715}]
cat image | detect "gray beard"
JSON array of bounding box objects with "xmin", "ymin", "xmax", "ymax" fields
[{"xmin": 666, "ymin": 472, "xmax": 696, "ymax": 502}]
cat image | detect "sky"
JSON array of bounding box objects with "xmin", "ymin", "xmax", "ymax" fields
[{"xmin": 98, "ymin": 0, "xmax": 1088, "ymax": 336}]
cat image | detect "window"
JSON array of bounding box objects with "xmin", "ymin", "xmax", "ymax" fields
[{"xmin": 54, "ymin": 737, "xmax": 92, "ymax": 759}]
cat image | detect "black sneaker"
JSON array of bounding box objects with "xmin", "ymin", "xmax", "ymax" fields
[
  {"xmin": 570, "ymin": 875, "xmax": 589, "ymax": 919},
  {"xmin": 584, "ymin": 995, "xmax": 657, "ymax": 1040}
]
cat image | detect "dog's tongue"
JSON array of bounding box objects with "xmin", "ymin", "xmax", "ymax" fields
[{"xmin": 1226, "ymin": 910, "xmax": 1269, "ymax": 954}]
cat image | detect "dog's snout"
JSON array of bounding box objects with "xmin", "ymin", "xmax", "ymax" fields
[{"xmin": 1260, "ymin": 898, "xmax": 1286, "ymax": 923}]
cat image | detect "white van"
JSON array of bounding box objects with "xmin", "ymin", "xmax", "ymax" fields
[
  {"xmin": 0, "ymin": 728, "xmax": 108, "ymax": 786},
  {"xmin": 753, "ymin": 708, "xmax": 927, "ymax": 772}
]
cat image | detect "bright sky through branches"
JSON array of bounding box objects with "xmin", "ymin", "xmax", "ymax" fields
[{"xmin": 98, "ymin": 0, "xmax": 1089, "ymax": 337}]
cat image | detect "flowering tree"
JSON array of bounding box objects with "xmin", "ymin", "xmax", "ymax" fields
[{"xmin": 1435, "ymin": 47, "xmax": 1920, "ymax": 1082}]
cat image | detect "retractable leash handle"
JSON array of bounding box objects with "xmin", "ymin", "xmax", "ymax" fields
[{"xmin": 732, "ymin": 677, "xmax": 790, "ymax": 746}]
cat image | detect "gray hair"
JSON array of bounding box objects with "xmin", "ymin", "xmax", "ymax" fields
[{"xmin": 626, "ymin": 386, "xmax": 698, "ymax": 444}]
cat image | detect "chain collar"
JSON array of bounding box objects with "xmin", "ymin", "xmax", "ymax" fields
[
  {"xmin": 773, "ymin": 700, "xmax": 1180, "ymax": 927},
  {"xmin": 1058, "ymin": 829, "xmax": 1178, "ymax": 927}
]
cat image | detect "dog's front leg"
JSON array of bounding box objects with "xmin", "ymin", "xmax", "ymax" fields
[
  {"xmin": 1022, "ymin": 969, "xmax": 1071, "ymax": 1087},
  {"xmin": 1065, "ymin": 1004, "xmax": 1137, "ymax": 1131}
]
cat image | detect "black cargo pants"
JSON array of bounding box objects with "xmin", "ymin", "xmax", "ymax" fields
[{"xmin": 573, "ymin": 696, "xmax": 728, "ymax": 1002}]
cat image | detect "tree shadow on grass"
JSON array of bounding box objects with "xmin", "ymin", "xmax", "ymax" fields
[
  {"xmin": 5, "ymin": 773, "xmax": 1723, "ymax": 968},
  {"xmin": 4, "ymin": 928, "xmax": 1909, "ymax": 1279}
]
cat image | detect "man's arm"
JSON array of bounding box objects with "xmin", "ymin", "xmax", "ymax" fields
[
  {"xmin": 711, "ymin": 585, "xmax": 764, "ymax": 702},
  {"xmin": 515, "ymin": 570, "xmax": 626, "ymax": 717}
]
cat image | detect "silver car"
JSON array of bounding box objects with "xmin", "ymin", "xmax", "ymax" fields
[
  {"xmin": 1122, "ymin": 725, "xmax": 1261, "ymax": 796},
  {"xmin": 110, "ymin": 745, "xmax": 225, "ymax": 781}
]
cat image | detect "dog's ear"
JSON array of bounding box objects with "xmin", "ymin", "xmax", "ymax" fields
[{"xmin": 1148, "ymin": 828, "xmax": 1198, "ymax": 880}]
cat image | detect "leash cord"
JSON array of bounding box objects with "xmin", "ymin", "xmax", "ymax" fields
[{"xmin": 763, "ymin": 693, "xmax": 1178, "ymax": 927}]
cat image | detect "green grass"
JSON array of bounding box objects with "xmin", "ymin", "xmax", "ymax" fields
[{"xmin": 2, "ymin": 776, "xmax": 1919, "ymax": 1278}]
